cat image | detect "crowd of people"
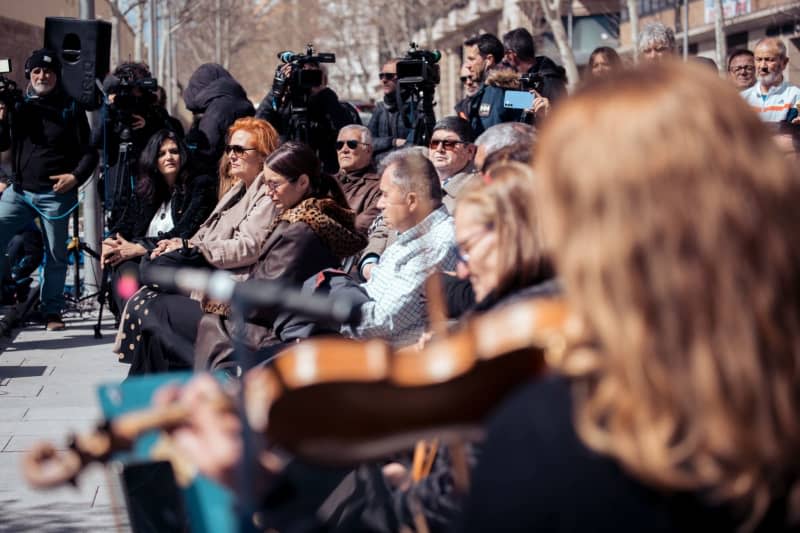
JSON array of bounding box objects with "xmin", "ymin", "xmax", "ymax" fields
[{"xmin": 4, "ymin": 19, "xmax": 800, "ymax": 533}]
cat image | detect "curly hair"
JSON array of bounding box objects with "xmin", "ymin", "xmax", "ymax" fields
[{"xmin": 536, "ymin": 60, "xmax": 800, "ymax": 530}]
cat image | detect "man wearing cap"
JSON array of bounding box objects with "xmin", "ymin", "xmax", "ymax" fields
[{"xmin": 0, "ymin": 49, "xmax": 98, "ymax": 331}]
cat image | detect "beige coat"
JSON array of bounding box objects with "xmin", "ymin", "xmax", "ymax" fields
[{"xmin": 189, "ymin": 173, "xmax": 276, "ymax": 274}]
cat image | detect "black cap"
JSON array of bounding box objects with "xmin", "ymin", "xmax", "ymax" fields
[{"xmin": 24, "ymin": 49, "xmax": 61, "ymax": 79}]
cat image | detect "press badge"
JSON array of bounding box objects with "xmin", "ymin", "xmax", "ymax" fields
[{"xmin": 479, "ymin": 103, "xmax": 491, "ymax": 117}]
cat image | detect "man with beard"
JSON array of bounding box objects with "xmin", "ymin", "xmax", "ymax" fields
[
  {"xmin": 727, "ymin": 49, "xmax": 756, "ymax": 90},
  {"xmin": 368, "ymin": 59, "xmax": 413, "ymax": 162},
  {"xmin": 502, "ymin": 27, "xmax": 567, "ymax": 102},
  {"xmin": 0, "ymin": 49, "xmax": 98, "ymax": 330},
  {"xmin": 741, "ymin": 38, "xmax": 800, "ymax": 123}
]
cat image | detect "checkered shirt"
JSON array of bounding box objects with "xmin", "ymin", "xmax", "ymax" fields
[{"xmin": 343, "ymin": 206, "xmax": 457, "ymax": 347}]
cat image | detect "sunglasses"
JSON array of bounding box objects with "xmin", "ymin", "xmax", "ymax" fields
[
  {"xmin": 336, "ymin": 140, "xmax": 369, "ymax": 151},
  {"xmin": 460, "ymin": 76, "xmax": 469, "ymax": 83},
  {"xmin": 224, "ymin": 144, "xmax": 258, "ymax": 156},
  {"xmin": 379, "ymin": 72, "xmax": 397, "ymax": 81},
  {"xmin": 429, "ymin": 139, "xmax": 466, "ymax": 151}
]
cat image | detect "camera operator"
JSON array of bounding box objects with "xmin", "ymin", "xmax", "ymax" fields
[
  {"xmin": 368, "ymin": 59, "xmax": 414, "ymax": 161},
  {"xmin": 463, "ymin": 34, "xmax": 525, "ymax": 136},
  {"xmin": 0, "ymin": 49, "xmax": 98, "ymax": 330},
  {"xmin": 256, "ymin": 60, "xmax": 354, "ymax": 174},
  {"xmin": 93, "ymin": 62, "xmax": 181, "ymax": 229}
]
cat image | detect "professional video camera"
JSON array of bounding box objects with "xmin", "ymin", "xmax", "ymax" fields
[
  {"xmin": 270, "ymin": 44, "xmax": 336, "ymax": 144},
  {"xmin": 0, "ymin": 59, "xmax": 25, "ymax": 107},
  {"xmin": 519, "ymin": 72, "xmax": 544, "ymax": 94},
  {"xmin": 106, "ymin": 66, "xmax": 158, "ymax": 130},
  {"xmin": 396, "ymin": 43, "xmax": 440, "ymax": 147},
  {"xmin": 396, "ymin": 43, "xmax": 441, "ymax": 87}
]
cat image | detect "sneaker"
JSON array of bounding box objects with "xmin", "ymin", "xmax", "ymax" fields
[{"xmin": 45, "ymin": 313, "xmax": 65, "ymax": 331}]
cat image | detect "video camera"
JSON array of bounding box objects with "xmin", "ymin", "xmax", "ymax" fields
[
  {"xmin": 0, "ymin": 59, "xmax": 24, "ymax": 107},
  {"xmin": 105, "ymin": 65, "xmax": 158, "ymax": 131},
  {"xmin": 272, "ymin": 45, "xmax": 335, "ymax": 107},
  {"xmin": 397, "ymin": 43, "xmax": 441, "ymax": 87},
  {"xmin": 519, "ymin": 73, "xmax": 544, "ymax": 94}
]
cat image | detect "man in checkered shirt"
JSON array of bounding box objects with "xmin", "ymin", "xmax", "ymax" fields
[{"xmin": 342, "ymin": 148, "xmax": 458, "ymax": 347}]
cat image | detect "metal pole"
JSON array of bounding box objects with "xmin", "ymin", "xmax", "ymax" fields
[
  {"xmin": 215, "ymin": 0, "xmax": 222, "ymax": 64},
  {"xmin": 683, "ymin": 0, "xmax": 689, "ymax": 60},
  {"xmin": 79, "ymin": 0, "xmax": 102, "ymax": 296},
  {"xmin": 169, "ymin": 10, "xmax": 178, "ymax": 116},
  {"xmin": 149, "ymin": 0, "xmax": 157, "ymax": 77}
]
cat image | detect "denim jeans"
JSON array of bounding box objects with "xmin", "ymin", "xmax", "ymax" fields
[{"xmin": 0, "ymin": 187, "xmax": 78, "ymax": 315}]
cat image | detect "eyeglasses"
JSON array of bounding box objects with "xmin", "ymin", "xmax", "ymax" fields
[
  {"xmin": 459, "ymin": 76, "xmax": 469, "ymax": 83},
  {"xmin": 265, "ymin": 179, "xmax": 289, "ymax": 192},
  {"xmin": 336, "ymin": 140, "xmax": 369, "ymax": 151},
  {"xmin": 642, "ymin": 46, "xmax": 670, "ymax": 55},
  {"xmin": 379, "ymin": 72, "xmax": 396, "ymax": 81},
  {"xmin": 453, "ymin": 224, "xmax": 494, "ymax": 263},
  {"xmin": 730, "ymin": 65, "xmax": 756, "ymax": 73},
  {"xmin": 224, "ymin": 144, "xmax": 258, "ymax": 156},
  {"xmin": 429, "ymin": 139, "xmax": 466, "ymax": 151}
]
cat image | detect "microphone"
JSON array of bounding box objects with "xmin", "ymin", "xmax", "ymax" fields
[{"xmin": 143, "ymin": 267, "xmax": 362, "ymax": 326}]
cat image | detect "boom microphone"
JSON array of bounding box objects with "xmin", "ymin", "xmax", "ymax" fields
[{"xmin": 143, "ymin": 266, "xmax": 362, "ymax": 326}]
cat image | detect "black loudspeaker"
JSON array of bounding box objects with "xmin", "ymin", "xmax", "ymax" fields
[{"xmin": 44, "ymin": 17, "xmax": 112, "ymax": 110}]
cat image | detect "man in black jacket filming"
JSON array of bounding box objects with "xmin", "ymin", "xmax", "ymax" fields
[
  {"xmin": 0, "ymin": 49, "xmax": 98, "ymax": 330},
  {"xmin": 256, "ymin": 61, "xmax": 354, "ymax": 174}
]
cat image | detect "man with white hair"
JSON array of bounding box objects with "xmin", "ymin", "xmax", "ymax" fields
[
  {"xmin": 639, "ymin": 22, "xmax": 677, "ymax": 62},
  {"xmin": 741, "ymin": 37, "xmax": 800, "ymax": 123},
  {"xmin": 335, "ymin": 124, "xmax": 381, "ymax": 234},
  {"xmin": 343, "ymin": 148, "xmax": 458, "ymax": 347},
  {"xmin": 473, "ymin": 122, "xmax": 537, "ymax": 173}
]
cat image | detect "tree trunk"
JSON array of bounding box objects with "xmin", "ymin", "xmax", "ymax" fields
[
  {"xmin": 627, "ymin": 0, "xmax": 639, "ymax": 63},
  {"xmin": 135, "ymin": 1, "xmax": 145, "ymax": 61},
  {"xmin": 539, "ymin": 0, "xmax": 579, "ymax": 90},
  {"xmin": 714, "ymin": 0, "xmax": 727, "ymax": 75}
]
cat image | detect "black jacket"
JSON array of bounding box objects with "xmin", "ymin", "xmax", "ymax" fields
[
  {"xmin": 367, "ymin": 93, "xmax": 414, "ymax": 159},
  {"xmin": 467, "ymin": 70, "xmax": 524, "ymax": 137},
  {"xmin": 0, "ymin": 87, "xmax": 98, "ymax": 193},
  {"xmin": 108, "ymin": 172, "xmax": 218, "ymax": 250},
  {"xmin": 183, "ymin": 64, "xmax": 255, "ymax": 175}
]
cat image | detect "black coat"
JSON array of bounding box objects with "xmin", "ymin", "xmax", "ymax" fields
[
  {"xmin": 0, "ymin": 87, "xmax": 98, "ymax": 193},
  {"xmin": 367, "ymin": 95, "xmax": 413, "ymax": 159},
  {"xmin": 525, "ymin": 55, "xmax": 568, "ymax": 102},
  {"xmin": 108, "ymin": 172, "xmax": 218, "ymax": 250},
  {"xmin": 183, "ymin": 64, "xmax": 255, "ymax": 175}
]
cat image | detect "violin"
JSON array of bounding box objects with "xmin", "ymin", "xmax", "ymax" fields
[{"xmin": 22, "ymin": 296, "xmax": 570, "ymax": 488}]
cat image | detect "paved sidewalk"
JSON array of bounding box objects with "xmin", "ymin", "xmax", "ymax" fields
[{"xmin": 0, "ymin": 310, "xmax": 130, "ymax": 532}]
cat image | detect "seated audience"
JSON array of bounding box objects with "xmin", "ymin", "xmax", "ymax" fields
[
  {"xmin": 194, "ymin": 142, "xmax": 366, "ymax": 370},
  {"xmin": 334, "ymin": 125, "xmax": 382, "ymax": 234},
  {"xmin": 102, "ymin": 129, "xmax": 217, "ymax": 314},
  {"xmin": 461, "ymin": 60, "xmax": 800, "ymax": 532},
  {"xmin": 115, "ymin": 117, "xmax": 279, "ymax": 375},
  {"xmin": 473, "ymin": 122, "xmax": 536, "ymax": 174},
  {"xmin": 428, "ymin": 117, "xmax": 479, "ymax": 213},
  {"xmin": 342, "ymin": 148, "xmax": 458, "ymax": 347}
]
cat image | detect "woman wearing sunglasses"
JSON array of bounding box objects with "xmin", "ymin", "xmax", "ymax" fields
[
  {"xmin": 101, "ymin": 129, "xmax": 217, "ymax": 314},
  {"xmin": 195, "ymin": 141, "xmax": 367, "ymax": 370},
  {"xmin": 115, "ymin": 117, "xmax": 280, "ymax": 376}
]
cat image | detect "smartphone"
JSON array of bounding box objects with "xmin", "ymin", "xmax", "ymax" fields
[{"xmin": 504, "ymin": 90, "xmax": 535, "ymax": 110}]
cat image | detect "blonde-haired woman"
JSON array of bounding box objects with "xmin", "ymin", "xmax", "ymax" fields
[{"xmin": 461, "ymin": 61, "xmax": 800, "ymax": 532}]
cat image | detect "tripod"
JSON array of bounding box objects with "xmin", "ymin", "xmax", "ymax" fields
[{"xmin": 409, "ymin": 84, "xmax": 437, "ymax": 147}]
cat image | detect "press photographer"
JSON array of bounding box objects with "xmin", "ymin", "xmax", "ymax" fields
[
  {"xmin": 0, "ymin": 49, "xmax": 98, "ymax": 331},
  {"xmin": 256, "ymin": 46, "xmax": 354, "ymax": 174},
  {"xmin": 93, "ymin": 62, "xmax": 181, "ymax": 230}
]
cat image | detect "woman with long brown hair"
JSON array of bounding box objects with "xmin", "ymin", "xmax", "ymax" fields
[{"xmin": 461, "ymin": 61, "xmax": 800, "ymax": 532}]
